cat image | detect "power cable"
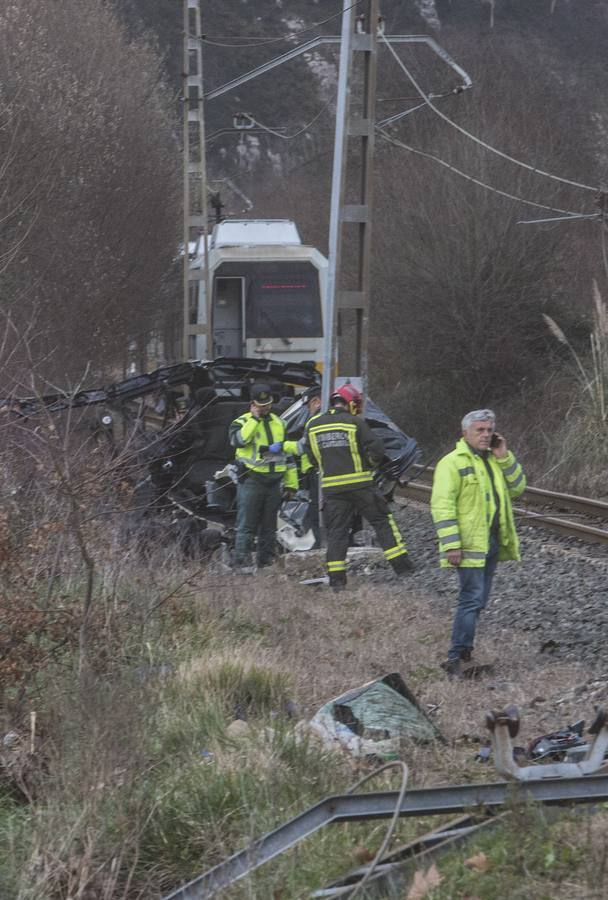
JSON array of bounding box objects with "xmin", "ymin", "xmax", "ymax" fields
[
  {"xmin": 346, "ymin": 760, "xmax": 409, "ymax": 899},
  {"xmin": 381, "ymin": 33, "xmax": 599, "ymax": 194},
  {"xmin": 238, "ymin": 101, "xmax": 332, "ymax": 140},
  {"xmin": 601, "ymin": 225, "xmax": 608, "ymax": 283},
  {"xmin": 377, "ymin": 127, "xmax": 591, "ymax": 218},
  {"xmin": 200, "ymin": 1, "xmax": 362, "ymax": 49},
  {"xmin": 377, "ymin": 101, "xmax": 427, "ymax": 129}
]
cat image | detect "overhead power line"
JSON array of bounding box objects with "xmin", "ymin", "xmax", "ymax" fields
[
  {"xmin": 380, "ymin": 33, "xmax": 599, "ymax": 194},
  {"xmin": 201, "ymin": 0, "xmax": 361, "ymax": 48},
  {"xmin": 237, "ymin": 102, "xmax": 332, "ymax": 140},
  {"xmin": 377, "ymin": 127, "xmax": 593, "ymax": 219},
  {"xmin": 376, "ymin": 101, "xmax": 427, "ymax": 128}
]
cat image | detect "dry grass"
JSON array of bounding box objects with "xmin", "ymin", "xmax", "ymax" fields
[
  {"xmin": 0, "ymin": 546, "xmax": 601, "ymax": 898},
  {"xmin": 195, "ymin": 562, "xmax": 591, "ymax": 786}
]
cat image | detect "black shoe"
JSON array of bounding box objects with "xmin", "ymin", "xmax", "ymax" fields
[
  {"xmin": 460, "ymin": 649, "xmax": 473, "ymax": 662},
  {"xmin": 393, "ymin": 555, "xmax": 415, "ymax": 575},
  {"xmin": 329, "ymin": 575, "xmax": 347, "ymax": 592},
  {"xmin": 440, "ymin": 658, "xmax": 462, "ymax": 679}
]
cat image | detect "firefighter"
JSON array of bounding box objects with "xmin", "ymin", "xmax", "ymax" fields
[
  {"xmin": 302, "ymin": 384, "xmax": 414, "ymax": 590},
  {"xmin": 229, "ymin": 383, "xmax": 298, "ymax": 571}
]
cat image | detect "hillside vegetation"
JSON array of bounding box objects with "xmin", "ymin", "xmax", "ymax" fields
[{"xmin": 120, "ymin": 0, "xmax": 608, "ymax": 483}]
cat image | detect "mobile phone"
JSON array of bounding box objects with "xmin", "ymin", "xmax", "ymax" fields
[{"xmin": 490, "ymin": 433, "xmax": 500, "ymax": 448}]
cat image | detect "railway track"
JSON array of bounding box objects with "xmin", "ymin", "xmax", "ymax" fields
[
  {"xmin": 399, "ymin": 465, "xmax": 608, "ymax": 546},
  {"xmin": 136, "ymin": 408, "xmax": 608, "ymax": 546}
]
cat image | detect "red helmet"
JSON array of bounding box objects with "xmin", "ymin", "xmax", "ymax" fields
[{"xmin": 330, "ymin": 383, "xmax": 363, "ymax": 415}]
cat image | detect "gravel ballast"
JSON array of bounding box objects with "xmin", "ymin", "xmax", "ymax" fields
[{"xmin": 389, "ymin": 498, "xmax": 608, "ymax": 668}]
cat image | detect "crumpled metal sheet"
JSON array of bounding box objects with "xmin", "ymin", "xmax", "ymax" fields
[{"xmin": 309, "ymin": 672, "xmax": 443, "ymax": 758}]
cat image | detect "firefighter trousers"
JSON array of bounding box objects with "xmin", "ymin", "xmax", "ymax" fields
[{"xmin": 324, "ymin": 485, "xmax": 409, "ymax": 585}]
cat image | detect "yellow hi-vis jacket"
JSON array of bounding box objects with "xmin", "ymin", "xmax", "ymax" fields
[
  {"xmin": 283, "ymin": 436, "xmax": 314, "ymax": 475},
  {"xmin": 430, "ymin": 439, "xmax": 526, "ymax": 568},
  {"xmin": 229, "ymin": 412, "xmax": 298, "ymax": 490}
]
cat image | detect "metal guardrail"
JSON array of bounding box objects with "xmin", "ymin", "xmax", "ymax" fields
[{"xmin": 162, "ymin": 775, "xmax": 608, "ymax": 899}]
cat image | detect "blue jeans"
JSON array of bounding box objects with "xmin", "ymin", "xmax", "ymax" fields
[{"xmin": 448, "ymin": 535, "xmax": 499, "ymax": 661}]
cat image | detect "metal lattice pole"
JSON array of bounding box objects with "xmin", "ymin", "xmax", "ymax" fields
[{"xmin": 182, "ymin": 0, "xmax": 211, "ymax": 362}]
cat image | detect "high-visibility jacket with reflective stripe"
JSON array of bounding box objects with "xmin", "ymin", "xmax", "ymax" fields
[
  {"xmin": 303, "ymin": 408, "xmax": 384, "ymax": 493},
  {"xmin": 229, "ymin": 412, "xmax": 298, "ymax": 490},
  {"xmin": 430, "ymin": 438, "xmax": 526, "ymax": 568},
  {"xmin": 283, "ymin": 436, "xmax": 314, "ymax": 475}
]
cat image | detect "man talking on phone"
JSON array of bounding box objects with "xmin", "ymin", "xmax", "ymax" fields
[{"xmin": 431, "ymin": 409, "xmax": 526, "ymax": 677}]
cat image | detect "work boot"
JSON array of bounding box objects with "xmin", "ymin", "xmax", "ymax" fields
[
  {"xmin": 392, "ymin": 554, "xmax": 415, "ymax": 575},
  {"xmin": 231, "ymin": 552, "xmax": 254, "ymax": 575},
  {"xmin": 232, "ymin": 565, "xmax": 255, "ymax": 575},
  {"xmin": 460, "ymin": 648, "xmax": 473, "ymax": 662},
  {"xmin": 440, "ymin": 658, "xmax": 462, "ymax": 679},
  {"xmin": 329, "ymin": 573, "xmax": 347, "ymax": 593}
]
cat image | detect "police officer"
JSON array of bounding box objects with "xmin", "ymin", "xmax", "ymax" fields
[
  {"xmin": 302, "ymin": 384, "xmax": 414, "ymax": 590},
  {"xmin": 229, "ymin": 383, "xmax": 298, "ymax": 570}
]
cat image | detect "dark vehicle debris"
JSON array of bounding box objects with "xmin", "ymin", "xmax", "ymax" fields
[{"xmin": 2, "ymin": 358, "xmax": 420, "ymax": 555}]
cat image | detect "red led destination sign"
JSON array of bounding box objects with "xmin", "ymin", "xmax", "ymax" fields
[{"xmin": 260, "ymin": 283, "xmax": 308, "ymax": 290}]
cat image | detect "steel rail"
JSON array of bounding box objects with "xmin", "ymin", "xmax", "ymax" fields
[
  {"xmin": 521, "ymin": 485, "xmax": 608, "ymax": 520},
  {"xmin": 162, "ymin": 776, "xmax": 608, "ymax": 899},
  {"xmin": 398, "ymin": 482, "xmax": 608, "ymax": 546},
  {"xmin": 408, "ymin": 464, "xmax": 608, "ymax": 522}
]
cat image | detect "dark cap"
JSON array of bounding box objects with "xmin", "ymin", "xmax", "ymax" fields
[
  {"xmin": 301, "ymin": 386, "xmax": 321, "ymax": 404},
  {"xmin": 251, "ymin": 383, "xmax": 273, "ymax": 405}
]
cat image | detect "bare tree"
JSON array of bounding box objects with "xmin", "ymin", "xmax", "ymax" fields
[
  {"xmin": 0, "ymin": 0, "xmax": 181, "ymax": 384},
  {"xmin": 368, "ymin": 31, "xmax": 600, "ymax": 441}
]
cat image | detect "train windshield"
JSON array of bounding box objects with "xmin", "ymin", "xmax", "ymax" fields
[{"xmin": 246, "ymin": 262, "xmax": 322, "ymax": 338}]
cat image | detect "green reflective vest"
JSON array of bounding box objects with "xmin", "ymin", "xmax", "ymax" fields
[
  {"xmin": 430, "ymin": 438, "xmax": 526, "ymax": 568},
  {"xmin": 229, "ymin": 411, "xmax": 298, "ymax": 490},
  {"xmin": 283, "ymin": 438, "xmax": 314, "ymax": 474}
]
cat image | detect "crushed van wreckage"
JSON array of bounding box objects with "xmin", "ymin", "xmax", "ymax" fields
[
  {"xmin": 309, "ymin": 673, "xmax": 444, "ymax": 759},
  {"xmin": 2, "ymin": 357, "xmax": 420, "ymax": 554}
]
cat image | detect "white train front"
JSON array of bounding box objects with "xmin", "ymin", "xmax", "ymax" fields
[{"xmin": 188, "ymin": 219, "xmax": 327, "ymax": 368}]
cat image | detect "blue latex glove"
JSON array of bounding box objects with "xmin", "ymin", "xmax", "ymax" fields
[{"xmin": 268, "ymin": 441, "xmax": 283, "ymax": 453}]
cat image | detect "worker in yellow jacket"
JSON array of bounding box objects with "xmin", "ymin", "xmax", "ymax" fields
[{"xmin": 431, "ymin": 409, "xmax": 526, "ymax": 676}]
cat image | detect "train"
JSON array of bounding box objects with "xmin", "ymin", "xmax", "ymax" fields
[{"xmin": 188, "ymin": 219, "xmax": 327, "ymax": 367}]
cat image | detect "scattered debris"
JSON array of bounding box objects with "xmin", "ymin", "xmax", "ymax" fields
[
  {"xmin": 528, "ymin": 719, "xmax": 588, "ymax": 762},
  {"xmin": 308, "ymin": 673, "xmax": 444, "ymax": 759},
  {"xmin": 486, "ymin": 705, "xmax": 608, "ymax": 780},
  {"xmin": 163, "ymin": 775, "xmax": 608, "ymax": 899},
  {"xmin": 474, "ymin": 740, "xmax": 492, "ymax": 763}
]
